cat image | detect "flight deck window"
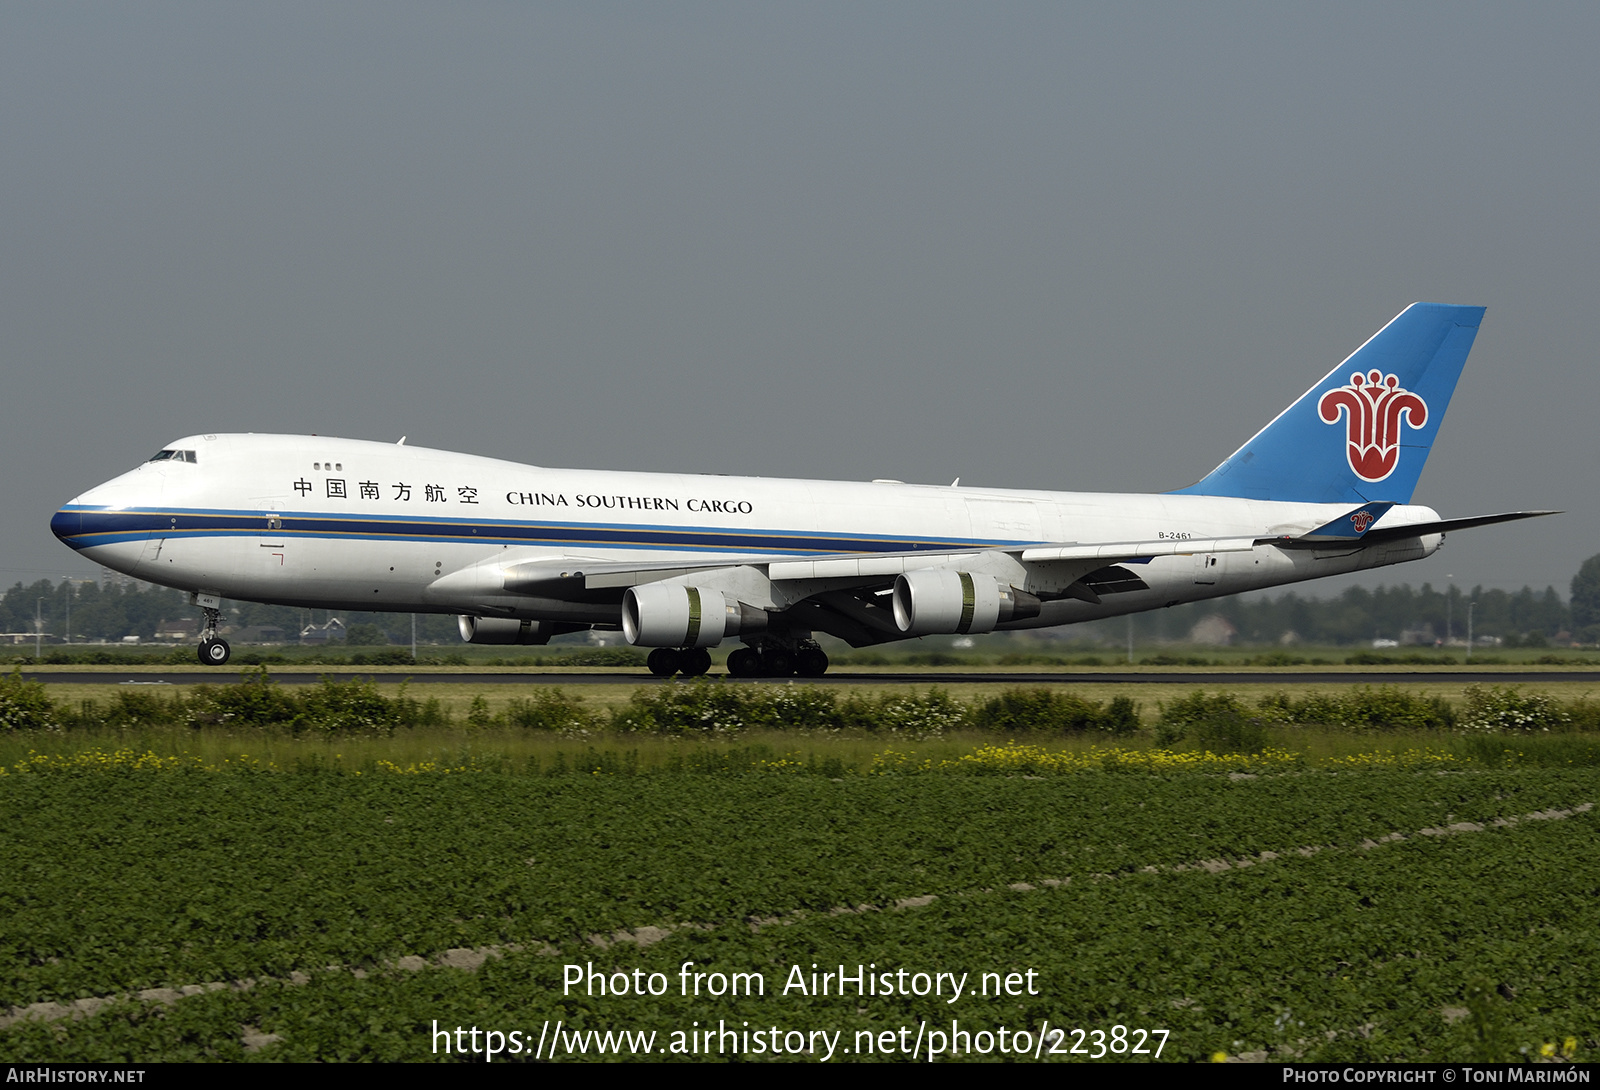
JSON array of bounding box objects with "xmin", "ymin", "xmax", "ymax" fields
[
  {"xmin": 148, "ymin": 450, "xmax": 176, "ymax": 461},
  {"xmin": 146, "ymin": 450, "xmax": 197, "ymax": 463}
]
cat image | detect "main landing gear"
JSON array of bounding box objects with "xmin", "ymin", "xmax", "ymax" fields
[
  {"xmin": 197, "ymin": 605, "xmax": 230, "ymax": 666},
  {"xmin": 726, "ymin": 640, "xmax": 829, "ymax": 678},
  {"xmin": 645, "ymin": 640, "xmax": 830, "ymax": 678},
  {"xmin": 647, "ymin": 646, "xmax": 712, "ymax": 677}
]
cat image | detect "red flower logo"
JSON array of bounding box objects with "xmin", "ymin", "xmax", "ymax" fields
[{"xmin": 1318, "ymin": 371, "xmax": 1428, "ymax": 483}]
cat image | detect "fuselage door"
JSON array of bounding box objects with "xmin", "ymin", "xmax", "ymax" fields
[
  {"xmin": 249, "ymin": 497, "xmax": 290, "ymax": 587},
  {"xmin": 966, "ymin": 498, "xmax": 1044, "ymax": 544}
]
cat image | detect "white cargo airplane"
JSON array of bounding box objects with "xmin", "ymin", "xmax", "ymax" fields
[{"xmin": 52, "ymin": 303, "xmax": 1548, "ymax": 676}]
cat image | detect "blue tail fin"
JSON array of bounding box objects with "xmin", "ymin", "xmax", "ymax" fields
[{"xmin": 1171, "ymin": 303, "xmax": 1485, "ymax": 504}]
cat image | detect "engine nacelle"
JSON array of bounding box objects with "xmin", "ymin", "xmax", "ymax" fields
[
  {"xmin": 621, "ymin": 584, "xmax": 768, "ymax": 648},
  {"xmin": 458, "ymin": 616, "xmax": 579, "ymax": 645},
  {"xmin": 892, "ymin": 570, "xmax": 1041, "ymax": 636}
]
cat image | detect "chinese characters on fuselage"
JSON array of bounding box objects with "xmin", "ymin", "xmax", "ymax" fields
[{"xmin": 289, "ymin": 481, "xmax": 753, "ymax": 514}]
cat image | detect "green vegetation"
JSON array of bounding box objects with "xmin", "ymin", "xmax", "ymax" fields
[
  {"xmin": 6, "ymin": 671, "xmax": 1600, "ymax": 1061},
  {"xmin": 4, "ymin": 670, "xmax": 1153, "ymax": 744},
  {"xmin": 14, "ymin": 669, "xmax": 1600, "ymax": 744},
  {"xmin": 1571, "ymin": 553, "xmax": 1600, "ymax": 643},
  {"xmin": 2, "ymin": 753, "xmax": 1595, "ymax": 1061}
]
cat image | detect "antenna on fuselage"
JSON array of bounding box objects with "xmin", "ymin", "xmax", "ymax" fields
[{"xmin": 397, "ymin": 436, "xmax": 407, "ymax": 445}]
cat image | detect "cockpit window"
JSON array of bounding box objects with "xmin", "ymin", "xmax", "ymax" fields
[{"xmin": 147, "ymin": 450, "xmax": 197, "ymax": 463}]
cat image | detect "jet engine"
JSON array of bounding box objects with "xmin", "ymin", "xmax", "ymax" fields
[
  {"xmin": 891, "ymin": 570, "xmax": 1041, "ymax": 636},
  {"xmin": 621, "ymin": 584, "xmax": 768, "ymax": 648},
  {"xmin": 457, "ymin": 616, "xmax": 584, "ymax": 645}
]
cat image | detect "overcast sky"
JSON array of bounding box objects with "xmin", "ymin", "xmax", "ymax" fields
[{"xmin": 3, "ymin": 3, "xmax": 1594, "ymax": 601}]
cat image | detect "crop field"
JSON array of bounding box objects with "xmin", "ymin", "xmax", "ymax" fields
[
  {"xmin": 2, "ymin": 672, "xmax": 1598, "ymax": 1063},
  {"xmin": 2, "ymin": 751, "xmax": 1597, "ymax": 1062}
]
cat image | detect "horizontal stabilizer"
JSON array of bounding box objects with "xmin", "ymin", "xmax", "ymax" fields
[
  {"xmin": 1266, "ymin": 509, "xmax": 1559, "ymax": 549},
  {"xmin": 1292, "ymin": 502, "xmax": 1398, "ymax": 543}
]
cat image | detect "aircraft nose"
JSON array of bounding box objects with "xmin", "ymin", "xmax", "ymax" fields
[{"xmin": 51, "ymin": 507, "xmax": 81, "ymax": 544}]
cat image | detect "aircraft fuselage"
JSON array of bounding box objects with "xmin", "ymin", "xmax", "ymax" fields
[{"xmin": 52, "ymin": 432, "xmax": 1442, "ymax": 632}]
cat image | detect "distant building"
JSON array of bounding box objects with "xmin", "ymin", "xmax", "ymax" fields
[
  {"xmin": 300, "ymin": 618, "xmax": 347, "ymax": 644},
  {"xmin": 154, "ymin": 617, "xmax": 199, "ymax": 640},
  {"xmin": 1188, "ymin": 615, "xmax": 1237, "ymax": 646},
  {"xmin": 233, "ymin": 625, "xmax": 289, "ymax": 644},
  {"xmin": 1399, "ymin": 624, "xmax": 1437, "ymax": 646}
]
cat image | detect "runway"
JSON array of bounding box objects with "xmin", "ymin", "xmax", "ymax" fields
[{"xmin": 22, "ymin": 669, "xmax": 1600, "ymax": 686}]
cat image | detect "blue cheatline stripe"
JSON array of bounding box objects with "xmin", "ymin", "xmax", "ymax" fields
[{"xmin": 53, "ymin": 505, "xmax": 1033, "ymax": 556}]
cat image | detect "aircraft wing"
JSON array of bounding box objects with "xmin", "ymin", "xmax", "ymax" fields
[
  {"xmin": 475, "ymin": 514, "xmax": 1554, "ymax": 647},
  {"xmin": 488, "ymin": 511, "xmax": 1552, "ymax": 600},
  {"xmin": 496, "ymin": 534, "xmax": 1263, "ymax": 595}
]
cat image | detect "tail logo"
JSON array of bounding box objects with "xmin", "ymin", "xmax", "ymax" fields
[
  {"xmin": 1350, "ymin": 509, "xmax": 1375, "ymax": 534},
  {"xmin": 1318, "ymin": 371, "xmax": 1428, "ymax": 483}
]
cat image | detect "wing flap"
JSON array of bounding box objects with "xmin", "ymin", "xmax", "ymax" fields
[
  {"xmin": 1020, "ymin": 537, "xmax": 1258, "ymax": 563},
  {"xmin": 767, "ymin": 552, "xmax": 986, "ymax": 581}
]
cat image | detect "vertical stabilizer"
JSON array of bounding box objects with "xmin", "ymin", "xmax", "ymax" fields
[{"xmin": 1171, "ymin": 303, "xmax": 1485, "ymax": 504}]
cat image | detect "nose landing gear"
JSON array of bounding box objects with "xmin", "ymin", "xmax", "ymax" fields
[{"xmin": 197, "ymin": 604, "xmax": 230, "ymax": 666}]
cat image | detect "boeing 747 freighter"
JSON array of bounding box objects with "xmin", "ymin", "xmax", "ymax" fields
[{"xmin": 51, "ymin": 303, "xmax": 1549, "ymax": 676}]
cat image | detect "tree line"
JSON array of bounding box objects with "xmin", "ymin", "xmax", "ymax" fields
[
  {"xmin": 1124, "ymin": 581, "xmax": 1572, "ymax": 647},
  {"xmin": 7, "ymin": 553, "xmax": 1600, "ymax": 647}
]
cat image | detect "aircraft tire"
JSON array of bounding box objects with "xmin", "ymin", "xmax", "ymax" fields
[
  {"xmin": 680, "ymin": 647, "xmax": 712, "ymax": 677},
  {"xmin": 199, "ymin": 638, "xmax": 231, "ymax": 666},
  {"xmin": 796, "ymin": 648, "xmax": 829, "ymax": 677},
  {"xmin": 726, "ymin": 647, "xmax": 760, "ymax": 677},
  {"xmin": 762, "ymin": 649, "xmax": 796, "ymax": 677},
  {"xmin": 647, "ymin": 647, "xmax": 682, "ymax": 677}
]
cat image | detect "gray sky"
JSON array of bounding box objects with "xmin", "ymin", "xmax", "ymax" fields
[{"xmin": 4, "ymin": 3, "xmax": 1594, "ymax": 599}]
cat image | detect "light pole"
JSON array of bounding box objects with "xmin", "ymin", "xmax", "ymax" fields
[
  {"xmin": 35, "ymin": 598, "xmax": 43, "ymax": 660},
  {"xmin": 1445, "ymin": 576, "xmax": 1453, "ymax": 645},
  {"xmin": 1466, "ymin": 600, "xmax": 1475, "ymax": 663}
]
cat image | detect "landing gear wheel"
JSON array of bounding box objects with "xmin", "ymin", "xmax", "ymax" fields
[
  {"xmin": 647, "ymin": 647, "xmax": 683, "ymax": 677},
  {"xmin": 762, "ymin": 649, "xmax": 796, "ymax": 677},
  {"xmin": 726, "ymin": 647, "xmax": 760, "ymax": 677},
  {"xmin": 680, "ymin": 647, "xmax": 712, "ymax": 677},
  {"xmin": 199, "ymin": 638, "xmax": 231, "ymax": 666},
  {"xmin": 796, "ymin": 648, "xmax": 830, "ymax": 677}
]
